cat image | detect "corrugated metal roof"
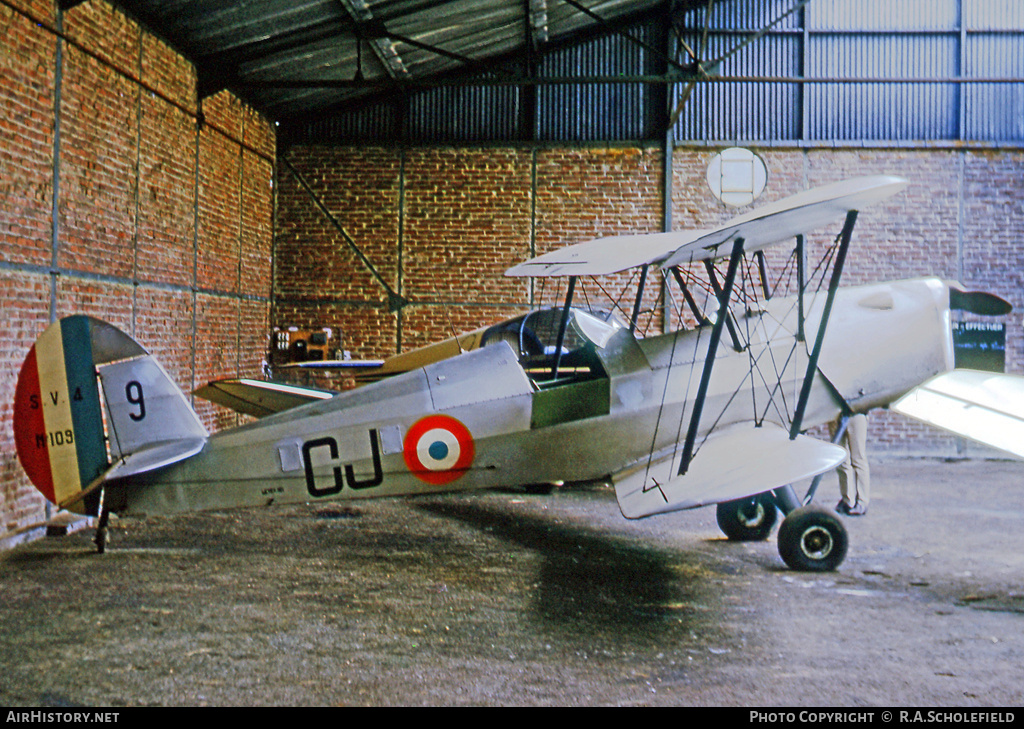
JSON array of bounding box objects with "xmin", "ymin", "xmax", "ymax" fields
[
  {"xmin": 107, "ymin": 0, "xmax": 691, "ymax": 123},
  {"xmin": 104, "ymin": 0, "xmax": 1024, "ymax": 144}
]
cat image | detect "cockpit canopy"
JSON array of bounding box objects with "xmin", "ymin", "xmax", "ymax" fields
[{"xmin": 480, "ymin": 306, "xmax": 627, "ymax": 361}]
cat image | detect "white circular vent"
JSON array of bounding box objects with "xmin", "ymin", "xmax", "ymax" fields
[{"xmin": 706, "ymin": 148, "xmax": 768, "ymax": 207}]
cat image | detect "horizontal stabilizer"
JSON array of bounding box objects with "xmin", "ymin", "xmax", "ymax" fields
[
  {"xmin": 613, "ymin": 423, "xmax": 847, "ymax": 519},
  {"xmin": 891, "ymin": 370, "xmax": 1024, "ymax": 459},
  {"xmin": 506, "ymin": 175, "xmax": 907, "ymax": 277},
  {"xmin": 194, "ymin": 378, "xmax": 335, "ymax": 418},
  {"xmin": 60, "ymin": 438, "xmax": 207, "ymax": 511}
]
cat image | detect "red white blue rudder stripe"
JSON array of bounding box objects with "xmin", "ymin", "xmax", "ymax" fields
[
  {"xmin": 14, "ymin": 316, "xmax": 208, "ymax": 515},
  {"xmin": 14, "ymin": 316, "xmax": 110, "ymax": 513}
]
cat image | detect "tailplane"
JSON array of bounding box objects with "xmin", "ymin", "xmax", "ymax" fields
[{"xmin": 14, "ymin": 316, "xmax": 207, "ymax": 515}]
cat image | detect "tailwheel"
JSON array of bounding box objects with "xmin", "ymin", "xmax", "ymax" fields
[
  {"xmin": 716, "ymin": 492, "xmax": 777, "ymax": 541},
  {"xmin": 94, "ymin": 507, "xmax": 111, "ymax": 555},
  {"xmin": 777, "ymin": 505, "xmax": 848, "ymax": 572}
]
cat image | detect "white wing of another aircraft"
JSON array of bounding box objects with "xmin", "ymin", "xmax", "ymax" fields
[
  {"xmin": 505, "ymin": 175, "xmax": 909, "ymax": 277},
  {"xmin": 194, "ymin": 378, "xmax": 335, "ymax": 419},
  {"xmin": 892, "ymin": 369, "xmax": 1024, "ymax": 459}
]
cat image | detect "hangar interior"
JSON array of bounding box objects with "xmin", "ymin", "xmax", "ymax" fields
[{"xmin": 2, "ymin": 0, "xmax": 1023, "ymax": 543}]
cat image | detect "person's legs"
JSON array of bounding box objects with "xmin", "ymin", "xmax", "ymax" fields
[
  {"xmin": 830, "ymin": 418, "xmax": 854, "ymax": 512},
  {"xmin": 845, "ymin": 413, "xmax": 870, "ymax": 514}
]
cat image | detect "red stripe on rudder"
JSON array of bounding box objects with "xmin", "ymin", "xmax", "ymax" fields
[{"xmin": 14, "ymin": 345, "xmax": 56, "ymax": 503}]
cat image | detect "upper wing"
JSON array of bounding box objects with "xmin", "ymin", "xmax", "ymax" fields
[
  {"xmin": 612, "ymin": 422, "xmax": 847, "ymax": 519},
  {"xmin": 891, "ymin": 370, "xmax": 1024, "ymax": 459},
  {"xmin": 506, "ymin": 175, "xmax": 908, "ymax": 278},
  {"xmin": 194, "ymin": 378, "xmax": 334, "ymax": 418}
]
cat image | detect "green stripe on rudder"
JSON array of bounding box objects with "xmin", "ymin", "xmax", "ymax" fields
[{"xmin": 61, "ymin": 316, "xmax": 109, "ymax": 488}]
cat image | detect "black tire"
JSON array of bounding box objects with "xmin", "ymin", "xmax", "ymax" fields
[
  {"xmin": 716, "ymin": 492, "xmax": 778, "ymax": 541},
  {"xmin": 777, "ymin": 505, "xmax": 848, "ymax": 572}
]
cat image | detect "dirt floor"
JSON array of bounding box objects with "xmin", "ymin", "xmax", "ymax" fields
[{"xmin": 1, "ymin": 457, "xmax": 1022, "ymax": 707}]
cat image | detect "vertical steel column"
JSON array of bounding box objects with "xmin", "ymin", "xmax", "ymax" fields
[
  {"xmin": 789, "ymin": 211, "xmax": 858, "ymax": 440},
  {"xmin": 49, "ymin": 6, "xmax": 64, "ymax": 325},
  {"xmin": 679, "ymin": 238, "xmax": 745, "ymax": 476}
]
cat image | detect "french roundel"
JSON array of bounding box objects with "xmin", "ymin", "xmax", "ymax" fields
[{"xmin": 403, "ymin": 414, "xmax": 475, "ymax": 485}]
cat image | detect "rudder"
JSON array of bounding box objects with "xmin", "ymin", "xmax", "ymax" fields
[{"xmin": 14, "ymin": 316, "xmax": 207, "ymax": 514}]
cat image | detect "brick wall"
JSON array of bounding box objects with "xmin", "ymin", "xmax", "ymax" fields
[
  {"xmin": 275, "ymin": 143, "xmax": 1023, "ymax": 460},
  {"xmin": 276, "ymin": 145, "xmax": 666, "ymax": 354},
  {"xmin": 0, "ymin": 0, "xmax": 275, "ymax": 538}
]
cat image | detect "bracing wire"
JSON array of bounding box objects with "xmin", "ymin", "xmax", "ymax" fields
[{"xmin": 682, "ymin": 236, "xmax": 845, "ymax": 464}]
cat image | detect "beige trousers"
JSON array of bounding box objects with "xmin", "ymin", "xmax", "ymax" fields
[{"xmin": 832, "ymin": 413, "xmax": 870, "ymax": 508}]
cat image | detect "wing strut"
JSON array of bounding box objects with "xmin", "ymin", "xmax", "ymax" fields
[
  {"xmin": 755, "ymin": 250, "xmax": 771, "ymax": 299},
  {"xmin": 703, "ymin": 259, "xmax": 744, "ymax": 352},
  {"xmin": 801, "ymin": 414, "xmax": 849, "ymax": 505},
  {"xmin": 796, "ymin": 234, "xmax": 806, "ymax": 342},
  {"xmin": 629, "ymin": 264, "xmax": 649, "ymax": 334},
  {"xmin": 789, "ymin": 210, "xmax": 858, "ymax": 440},
  {"xmin": 679, "ymin": 237, "xmax": 745, "ymax": 476},
  {"xmin": 670, "ymin": 267, "xmax": 711, "ymax": 326},
  {"xmin": 551, "ymin": 275, "xmax": 577, "ymax": 380}
]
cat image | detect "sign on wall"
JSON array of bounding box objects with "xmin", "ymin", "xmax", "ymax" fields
[{"xmin": 953, "ymin": 321, "xmax": 1006, "ymax": 372}]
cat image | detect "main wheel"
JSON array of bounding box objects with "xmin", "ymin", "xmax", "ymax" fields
[
  {"xmin": 777, "ymin": 505, "xmax": 848, "ymax": 572},
  {"xmin": 716, "ymin": 492, "xmax": 778, "ymax": 542}
]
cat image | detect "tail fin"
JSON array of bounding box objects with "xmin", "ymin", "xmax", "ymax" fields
[{"xmin": 14, "ymin": 316, "xmax": 207, "ymax": 514}]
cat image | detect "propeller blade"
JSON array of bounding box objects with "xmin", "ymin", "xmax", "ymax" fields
[{"xmin": 949, "ymin": 288, "xmax": 1012, "ymax": 316}]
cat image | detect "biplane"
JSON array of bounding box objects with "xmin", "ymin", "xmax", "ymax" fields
[{"xmin": 14, "ymin": 175, "xmax": 1021, "ymax": 571}]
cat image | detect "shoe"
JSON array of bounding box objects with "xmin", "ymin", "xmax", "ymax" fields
[
  {"xmin": 847, "ymin": 502, "xmax": 868, "ymax": 516},
  {"xmin": 835, "ymin": 500, "xmax": 852, "ymax": 515}
]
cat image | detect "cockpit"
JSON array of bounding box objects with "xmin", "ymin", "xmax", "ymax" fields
[{"xmin": 479, "ymin": 307, "xmax": 628, "ymax": 388}]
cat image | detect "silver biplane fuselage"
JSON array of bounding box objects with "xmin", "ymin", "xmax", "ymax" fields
[
  {"xmin": 17, "ymin": 175, "xmax": 1019, "ymax": 571},
  {"xmin": 109, "ymin": 277, "xmax": 953, "ymax": 517}
]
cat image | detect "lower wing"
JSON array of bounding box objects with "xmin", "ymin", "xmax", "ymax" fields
[{"xmin": 612, "ymin": 422, "xmax": 847, "ymax": 519}]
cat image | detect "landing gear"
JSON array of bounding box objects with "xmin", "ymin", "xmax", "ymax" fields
[
  {"xmin": 716, "ymin": 493, "xmax": 777, "ymax": 541},
  {"xmin": 716, "ymin": 486, "xmax": 850, "ymax": 571},
  {"xmin": 776, "ymin": 505, "xmax": 848, "ymax": 572},
  {"xmin": 94, "ymin": 506, "xmax": 110, "ymax": 555}
]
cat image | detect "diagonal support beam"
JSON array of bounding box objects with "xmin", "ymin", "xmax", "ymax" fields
[{"xmin": 282, "ymin": 157, "xmax": 409, "ymax": 313}]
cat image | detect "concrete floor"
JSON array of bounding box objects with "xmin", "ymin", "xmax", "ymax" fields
[{"xmin": 0, "ymin": 457, "xmax": 1022, "ymax": 707}]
